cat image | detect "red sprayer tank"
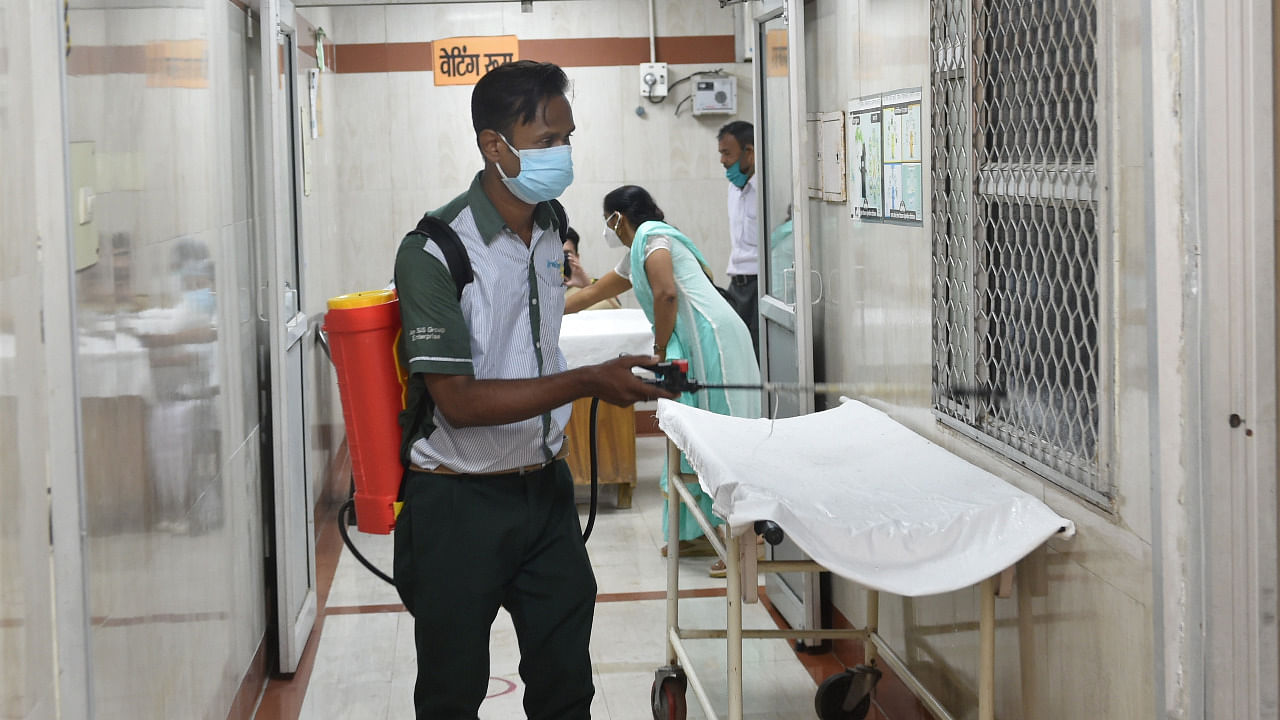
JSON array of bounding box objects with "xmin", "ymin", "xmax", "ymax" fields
[{"xmin": 323, "ymin": 290, "xmax": 407, "ymax": 534}]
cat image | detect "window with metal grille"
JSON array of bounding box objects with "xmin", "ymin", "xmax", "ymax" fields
[{"xmin": 930, "ymin": 0, "xmax": 1105, "ymax": 505}]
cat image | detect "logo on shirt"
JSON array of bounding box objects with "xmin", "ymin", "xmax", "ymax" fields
[
  {"xmin": 409, "ymin": 326, "xmax": 444, "ymax": 342},
  {"xmin": 546, "ymin": 259, "xmax": 563, "ymax": 273}
]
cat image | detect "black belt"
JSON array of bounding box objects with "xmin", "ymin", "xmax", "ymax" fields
[
  {"xmin": 729, "ymin": 274, "xmax": 756, "ymax": 286},
  {"xmin": 411, "ymin": 445, "xmax": 568, "ymax": 477}
]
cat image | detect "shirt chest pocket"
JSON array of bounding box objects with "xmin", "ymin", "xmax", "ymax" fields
[{"xmin": 533, "ymin": 261, "xmax": 566, "ymax": 296}]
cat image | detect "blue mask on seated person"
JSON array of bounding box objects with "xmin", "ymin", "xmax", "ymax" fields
[
  {"xmin": 725, "ymin": 160, "xmax": 750, "ymax": 189},
  {"xmin": 497, "ymin": 134, "xmax": 574, "ymax": 204},
  {"xmin": 184, "ymin": 288, "xmax": 216, "ymax": 317}
]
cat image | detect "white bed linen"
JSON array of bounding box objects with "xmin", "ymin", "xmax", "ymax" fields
[
  {"xmin": 657, "ymin": 398, "xmax": 1075, "ymax": 597},
  {"xmin": 0, "ymin": 331, "xmax": 153, "ymax": 400},
  {"xmin": 559, "ymin": 308, "xmax": 654, "ymax": 369}
]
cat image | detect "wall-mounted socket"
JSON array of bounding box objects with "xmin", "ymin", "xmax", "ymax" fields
[{"xmin": 639, "ymin": 62, "xmax": 668, "ymax": 100}]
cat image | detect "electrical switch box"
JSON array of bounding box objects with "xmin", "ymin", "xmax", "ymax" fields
[
  {"xmin": 692, "ymin": 76, "xmax": 737, "ymax": 115},
  {"xmin": 69, "ymin": 141, "xmax": 100, "ymax": 271},
  {"xmin": 639, "ymin": 62, "xmax": 668, "ymax": 100}
]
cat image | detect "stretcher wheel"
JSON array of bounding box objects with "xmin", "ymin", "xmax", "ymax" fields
[
  {"xmin": 651, "ymin": 666, "xmax": 687, "ymax": 720},
  {"xmin": 651, "ymin": 681, "xmax": 686, "ymax": 720},
  {"xmin": 815, "ymin": 665, "xmax": 881, "ymax": 720}
]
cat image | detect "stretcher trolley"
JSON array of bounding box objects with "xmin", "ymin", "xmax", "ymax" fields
[{"xmin": 652, "ymin": 398, "xmax": 1075, "ymax": 720}]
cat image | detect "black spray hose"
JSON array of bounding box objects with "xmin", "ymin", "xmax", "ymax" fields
[
  {"xmin": 582, "ymin": 397, "xmax": 601, "ymax": 542},
  {"xmin": 340, "ymin": 398, "xmax": 604, "ymax": 585},
  {"xmin": 338, "ymin": 498, "xmax": 394, "ymax": 585}
]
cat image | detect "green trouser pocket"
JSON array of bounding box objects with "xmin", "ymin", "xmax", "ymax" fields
[{"xmin": 392, "ymin": 470, "xmax": 422, "ymax": 616}]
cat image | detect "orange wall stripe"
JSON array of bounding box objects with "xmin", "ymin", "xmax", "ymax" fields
[
  {"xmin": 336, "ymin": 41, "xmax": 433, "ymax": 74},
  {"xmin": 332, "ymin": 35, "xmax": 735, "ymax": 74},
  {"xmin": 64, "ymin": 4, "xmax": 335, "ymax": 76},
  {"xmin": 62, "ymin": 34, "xmax": 733, "ymax": 77}
]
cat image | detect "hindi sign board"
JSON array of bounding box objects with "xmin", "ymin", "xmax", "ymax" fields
[
  {"xmin": 146, "ymin": 40, "xmax": 208, "ymax": 89},
  {"xmin": 434, "ymin": 35, "xmax": 519, "ymax": 86}
]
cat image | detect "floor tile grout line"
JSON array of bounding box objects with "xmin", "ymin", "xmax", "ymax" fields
[{"xmin": 320, "ymin": 585, "xmax": 768, "ymax": 617}]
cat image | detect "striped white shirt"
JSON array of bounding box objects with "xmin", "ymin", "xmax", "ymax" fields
[{"xmin": 396, "ymin": 174, "xmax": 571, "ymax": 474}]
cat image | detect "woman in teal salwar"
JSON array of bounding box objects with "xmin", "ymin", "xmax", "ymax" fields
[{"xmin": 565, "ymin": 186, "xmax": 760, "ymax": 576}]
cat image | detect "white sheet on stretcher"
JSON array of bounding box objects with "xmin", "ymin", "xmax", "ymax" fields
[{"xmin": 657, "ymin": 398, "xmax": 1075, "ymax": 597}]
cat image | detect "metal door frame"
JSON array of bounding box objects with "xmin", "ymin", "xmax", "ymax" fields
[
  {"xmin": 255, "ymin": 0, "xmax": 316, "ymax": 674},
  {"xmin": 39, "ymin": 0, "xmax": 95, "ymax": 712},
  {"xmin": 753, "ymin": 0, "xmax": 820, "ymax": 637}
]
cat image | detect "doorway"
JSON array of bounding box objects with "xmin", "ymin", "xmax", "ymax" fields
[
  {"xmin": 752, "ymin": 0, "xmax": 822, "ymax": 638},
  {"xmin": 250, "ymin": 0, "xmax": 316, "ymax": 675}
]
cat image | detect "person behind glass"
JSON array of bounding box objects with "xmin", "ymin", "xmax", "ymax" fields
[
  {"xmin": 564, "ymin": 185, "xmax": 761, "ymax": 577},
  {"xmin": 562, "ymin": 225, "xmax": 622, "ymax": 310},
  {"xmin": 391, "ymin": 61, "xmax": 675, "ymax": 720},
  {"xmin": 717, "ymin": 120, "xmax": 760, "ymax": 354}
]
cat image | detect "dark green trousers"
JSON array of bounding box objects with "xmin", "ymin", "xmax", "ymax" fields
[{"xmin": 393, "ymin": 459, "xmax": 596, "ymax": 720}]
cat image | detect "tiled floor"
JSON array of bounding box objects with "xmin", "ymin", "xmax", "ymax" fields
[{"xmin": 291, "ymin": 436, "xmax": 821, "ymax": 719}]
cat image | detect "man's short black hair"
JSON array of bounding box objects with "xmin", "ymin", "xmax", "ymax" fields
[
  {"xmin": 472, "ymin": 60, "xmax": 570, "ymax": 139},
  {"xmin": 562, "ymin": 226, "xmax": 580, "ymax": 251},
  {"xmin": 717, "ymin": 120, "xmax": 754, "ymax": 150}
]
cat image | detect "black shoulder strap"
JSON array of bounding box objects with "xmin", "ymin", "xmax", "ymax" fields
[
  {"xmin": 396, "ymin": 213, "xmax": 473, "ymax": 474},
  {"xmin": 410, "ymin": 213, "xmax": 473, "ymax": 300},
  {"xmin": 548, "ymin": 199, "xmax": 568, "ymax": 237},
  {"xmin": 398, "ymin": 381, "xmax": 430, "ymax": 473}
]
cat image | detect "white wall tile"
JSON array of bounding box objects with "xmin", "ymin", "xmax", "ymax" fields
[
  {"xmin": 386, "ymin": 3, "xmax": 504, "ymax": 43},
  {"xmin": 329, "ymin": 5, "xmax": 386, "ymax": 45}
]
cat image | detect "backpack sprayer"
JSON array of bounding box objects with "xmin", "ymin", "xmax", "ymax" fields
[{"xmin": 320, "ymin": 287, "xmax": 631, "ymax": 586}]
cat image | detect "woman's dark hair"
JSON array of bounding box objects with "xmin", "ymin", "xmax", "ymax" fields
[
  {"xmin": 471, "ymin": 61, "xmax": 569, "ymax": 139},
  {"xmin": 603, "ymin": 185, "xmax": 665, "ymax": 229}
]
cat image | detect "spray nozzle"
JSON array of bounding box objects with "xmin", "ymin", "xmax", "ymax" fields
[{"xmin": 638, "ymin": 359, "xmax": 703, "ymax": 394}]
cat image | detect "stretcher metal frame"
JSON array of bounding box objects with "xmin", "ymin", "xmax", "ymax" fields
[{"xmin": 660, "ymin": 438, "xmax": 1014, "ymax": 720}]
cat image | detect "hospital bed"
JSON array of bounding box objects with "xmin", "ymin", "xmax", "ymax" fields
[
  {"xmin": 560, "ymin": 308, "xmax": 654, "ymax": 507},
  {"xmin": 652, "ymin": 398, "xmax": 1074, "ymax": 720}
]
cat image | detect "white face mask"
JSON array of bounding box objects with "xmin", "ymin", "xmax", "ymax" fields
[{"xmin": 602, "ymin": 211, "xmax": 624, "ymax": 248}]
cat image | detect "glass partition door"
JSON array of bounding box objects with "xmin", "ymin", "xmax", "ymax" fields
[{"xmin": 754, "ymin": 0, "xmax": 820, "ymax": 638}]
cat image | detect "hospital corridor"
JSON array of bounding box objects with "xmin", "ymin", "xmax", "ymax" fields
[{"xmin": 2, "ymin": 1, "xmax": 1278, "ymax": 719}]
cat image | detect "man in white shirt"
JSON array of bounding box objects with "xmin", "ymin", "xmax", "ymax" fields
[{"xmin": 717, "ymin": 120, "xmax": 759, "ymax": 352}]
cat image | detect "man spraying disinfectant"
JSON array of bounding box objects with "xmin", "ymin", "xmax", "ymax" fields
[{"xmin": 389, "ymin": 60, "xmax": 674, "ymax": 720}]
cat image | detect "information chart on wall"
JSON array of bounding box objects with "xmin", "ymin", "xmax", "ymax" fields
[
  {"xmin": 881, "ymin": 88, "xmax": 923, "ymax": 223},
  {"xmin": 846, "ymin": 95, "xmax": 883, "ymax": 220},
  {"xmin": 844, "ymin": 88, "xmax": 924, "ymax": 225}
]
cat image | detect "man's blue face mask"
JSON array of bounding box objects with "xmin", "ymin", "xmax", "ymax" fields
[
  {"xmin": 497, "ymin": 134, "xmax": 574, "ymax": 204},
  {"xmin": 725, "ymin": 160, "xmax": 750, "ymax": 189}
]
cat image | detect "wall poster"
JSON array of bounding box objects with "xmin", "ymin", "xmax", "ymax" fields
[
  {"xmin": 881, "ymin": 87, "xmax": 923, "ymax": 223},
  {"xmin": 846, "ymin": 95, "xmax": 882, "ymax": 220}
]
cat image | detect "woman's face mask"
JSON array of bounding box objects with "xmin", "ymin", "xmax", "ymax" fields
[
  {"xmin": 497, "ymin": 134, "xmax": 574, "ymax": 204},
  {"xmin": 602, "ymin": 211, "xmax": 624, "ymax": 248}
]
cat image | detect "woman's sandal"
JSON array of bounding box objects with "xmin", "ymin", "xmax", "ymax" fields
[
  {"xmin": 708, "ymin": 536, "xmax": 766, "ymax": 577},
  {"xmin": 660, "ymin": 537, "xmax": 717, "ymax": 558}
]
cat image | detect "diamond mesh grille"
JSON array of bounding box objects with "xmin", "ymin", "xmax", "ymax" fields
[{"xmin": 931, "ymin": 0, "xmax": 1104, "ymax": 501}]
